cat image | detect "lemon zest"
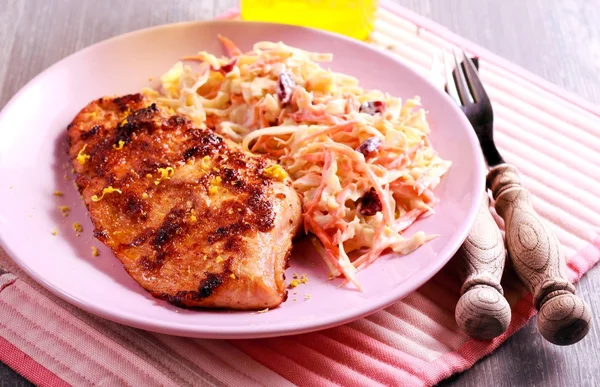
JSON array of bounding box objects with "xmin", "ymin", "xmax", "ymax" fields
[
  {"xmin": 119, "ymin": 109, "xmax": 131, "ymax": 126},
  {"xmin": 208, "ymin": 175, "xmax": 222, "ymax": 195},
  {"xmin": 263, "ymin": 164, "xmax": 288, "ymax": 181},
  {"xmin": 76, "ymin": 144, "xmax": 91, "ymax": 165},
  {"xmin": 113, "ymin": 140, "xmax": 125, "ymax": 150},
  {"xmin": 91, "ymin": 186, "xmax": 122, "ymax": 202},
  {"xmin": 154, "ymin": 167, "xmax": 174, "ymax": 185},
  {"xmin": 59, "ymin": 205, "xmax": 70, "ymax": 217},
  {"xmin": 289, "ymin": 274, "xmax": 308, "ymax": 288}
]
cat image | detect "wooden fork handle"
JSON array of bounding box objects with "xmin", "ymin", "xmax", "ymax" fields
[
  {"xmin": 488, "ymin": 164, "xmax": 591, "ymax": 345},
  {"xmin": 455, "ymin": 191, "xmax": 511, "ymax": 340}
]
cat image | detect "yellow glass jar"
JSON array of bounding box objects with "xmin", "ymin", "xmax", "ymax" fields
[{"xmin": 240, "ymin": 0, "xmax": 378, "ymax": 41}]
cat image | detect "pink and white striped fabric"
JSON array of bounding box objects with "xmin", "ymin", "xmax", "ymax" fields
[{"xmin": 2, "ymin": 3, "xmax": 600, "ymax": 386}]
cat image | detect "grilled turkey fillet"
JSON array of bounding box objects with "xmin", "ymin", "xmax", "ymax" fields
[{"xmin": 67, "ymin": 93, "xmax": 302, "ymax": 310}]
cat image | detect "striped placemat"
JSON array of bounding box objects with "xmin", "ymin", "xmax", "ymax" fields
[{"xmin": 1, "ymin": 3, "xmax": 599, "ymax": 386}]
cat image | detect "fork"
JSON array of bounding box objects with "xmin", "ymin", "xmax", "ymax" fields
[
  {"xmin": 446, "ymin": 50, "xmax": 591, "ymax": 345},
  {"xmin": 443, "ymin": 55, "xmax": 511, "ymax": 341}
]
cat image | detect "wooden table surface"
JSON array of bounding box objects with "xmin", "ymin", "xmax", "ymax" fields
[{"xmin": 1, "ymin": 0, "xmax": 599, "ymax": 386}]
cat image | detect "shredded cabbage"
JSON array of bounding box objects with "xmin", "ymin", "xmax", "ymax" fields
[{"xmin": 146, "ymin": 37, "xmax": 451, "ymax": 289}]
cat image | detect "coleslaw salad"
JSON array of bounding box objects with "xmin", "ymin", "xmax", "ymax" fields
[{"xmin": 144, "ymin": 37, "xmax": 451, "ymax": 289}]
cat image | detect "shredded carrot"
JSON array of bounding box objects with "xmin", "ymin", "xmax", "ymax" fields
[{"xmin": 218, "ymin": 34, "xmax": 242, "ymax": 57}]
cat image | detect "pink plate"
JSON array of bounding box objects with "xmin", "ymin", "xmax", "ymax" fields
[{"xmin": 0, "ymin": 21, "xmax": 484, "ymax": 339}]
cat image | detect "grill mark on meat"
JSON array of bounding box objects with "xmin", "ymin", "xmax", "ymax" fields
[
  {"xmin": 159, "ymin": 260, "xmax": 233, "ymax": 306},
  {"xmin": 115, "ymin": 103, "xmax": 159, "ymax": 145},
  {"xmin": 89, "ymin": 138, "xmax": 113, "ymax": 177},
  {"xmin": 224, "ymin": 235, "xmax": 243, "ymax": 252},
  {"xmin": 113, "ymin": 93, "xmax": 143, "ymax": 111},
  {"xmin": 208, "ymin": 222, "xmax": 252, "ymax": 244},
  {"xmin": 152, "ymin": 208, "xmax": 186, "ymax": 250},
  {"xmin": 183, "ymin": 146, "xmax": 200, "ymax": 161},
  {"xmin": 161, "ymin": 273, "xmax": 225, "ymax": 307},
  {"xmin": 121, "ymin": 192, "xmax": 148, "ymax": 220},
  {"xmin": 220, "ymin": 168, "xmax": 240, "ymax": 184},
  {"xmin": 139, "ymin": 252, "xmax": 168, "ymax": 271},
  {"xmin": 228, "ymin": 154, "xmax": 250, "ymax": 169},
  {"xmin": 128, "ymin": 229, "xmax": 155, "ymax": 247},
  {"xmin": 195, "ymin": 270, "xmax": 231, "ymax": 300},
  {"xmin": 247, "ymin": 192, "xmax": 274, "ymax": 232},
  {"xmin": 81, "ymin": 125, "xmax": 102, "ymax": 140},
  {"xmin": 201, "ymin": 132, "xmax": 223, "ymax": 146},
  {"xmin": 182, "ymin": 132, "xmax": 224, "ymax": 161},
  {"xmin": 204, "ymin": 191, "xmax": 274, "ymax": 245},
  {"xmin": 134, "ymin": 208, "xmax": 189, "ymax": 272},
  {"xmin": 167, "ymin": 115, "xmax": 187, "ymax": 127}
]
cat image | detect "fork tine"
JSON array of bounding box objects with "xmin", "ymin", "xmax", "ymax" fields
[
  {"xmin": 443, "ymin": 51, "xmax": 461, "ymax": 105},
  {"xmin": 452, "ymin": 49, "xmax": 471, "ymax": 105},
  {"xmin": 461, "ymin": 51, "xmax": 489, "ymax": 103}
]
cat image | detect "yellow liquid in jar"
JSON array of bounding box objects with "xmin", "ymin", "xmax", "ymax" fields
[{"xmin": 240, "ymin": 0, "xmax": 378, "ymax": 41}]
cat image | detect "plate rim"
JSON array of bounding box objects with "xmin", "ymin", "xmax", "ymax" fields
[{"xmin": 0, "ymin": 19, "xmax": 485, "ymax": 339}]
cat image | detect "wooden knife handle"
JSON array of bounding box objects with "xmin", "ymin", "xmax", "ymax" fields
[
  {"xmin": 488, "ymin": 164, "xmax": 591, "ymax": 345},
  {"xmin": 455, "ymin": 191, "xmax": 511, "ymax": 340}
]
